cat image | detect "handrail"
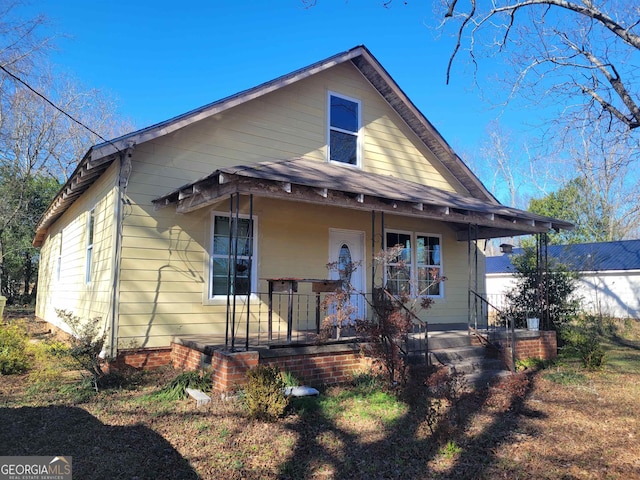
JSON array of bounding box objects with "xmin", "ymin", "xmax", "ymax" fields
[
  {"xmin": 468, "ymin": 289, "xmax": 516, "ymax": 372},
  {"xmin": 469, "ymin": 289, "xmax": 504, "ymax": 317}
]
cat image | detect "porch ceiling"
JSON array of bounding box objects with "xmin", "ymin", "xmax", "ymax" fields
[{"xmin": 152, "ymin": 158, "xmax": 573, "ymax": 241}]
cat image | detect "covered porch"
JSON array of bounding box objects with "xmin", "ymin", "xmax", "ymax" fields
[{"xmin": 152, "ymin": 158, "xmax": 571, "ymax": 353}]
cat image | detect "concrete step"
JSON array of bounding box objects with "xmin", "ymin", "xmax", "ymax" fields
[
  {"xmin": 443, "ymin": 357, "xmax": 506, "ymax": 375},
  {"xmin": 427, "ymin": 332, "xmax": 509, "ymax": 387},
  {"xmin": 429, "ymin": 345, "xmax": 486, "ymax": 364},
  {"xmin": 427, "ymin": 331, "xmax": 473, "ymax": 349}
]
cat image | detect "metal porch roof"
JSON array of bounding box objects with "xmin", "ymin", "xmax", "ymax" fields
[{"xmin": 487, "ymin": 239, "xmax": 640, "ymax": 273}]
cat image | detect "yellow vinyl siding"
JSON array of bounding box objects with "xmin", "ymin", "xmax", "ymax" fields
[
  {"xmin": 36, "ymin": 162, "xmax": 118, "ymax": 336},
  {"xmin": 111, "ymin": 60, "xmax": 481, "ymax": 347},
  {"xmin": 37, "ymin": 59, "xmax": 484, "ymax": 350},
  {"xmin": 117, "ymin": 188, "xmax": 475, "ymax": 347}
]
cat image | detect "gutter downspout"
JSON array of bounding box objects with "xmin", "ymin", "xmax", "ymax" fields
[{"xmin": 108, "ymin": 143, "xmax": 134, "ymax": 359}]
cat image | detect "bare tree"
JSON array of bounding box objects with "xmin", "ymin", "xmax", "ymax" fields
[
  {"xmin": 462, "ymin": 120, "xmax": 558, "ymax": 209},
  {"xmin": 0, "ymin": 0, "xmax": 50, "ymax": 74},
  {"xmin": 438, "ymin": 0, "xmax": 640, "ymax": 133},
  {"xmin": 0, "ymin": 2, "xmax": 133, "ymax": 299},
  {"xmin": 564, "ymin": 118, "xmax": 640, "ymax": 239}
]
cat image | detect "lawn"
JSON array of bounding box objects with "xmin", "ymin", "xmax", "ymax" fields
[{"xmin": 1, "ymin": 315, "xmax": 639, "ymax": 479}]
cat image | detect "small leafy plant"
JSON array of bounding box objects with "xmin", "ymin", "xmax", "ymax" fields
[
  {"xmin": 153, "ymin": 370, "xmax": 212, "ymax": 401},
  {"xmin": 243, "ymin": 364, "xmax": 288, "ymax": 421},
  {"xmin": 516, "ymin": 357, "xmax": 547, "ymax": 371},
  {"xmin": 560, "ymin": 315, "xmax": 606, "ymax": 370},
  {"xmin": 0, "ymin": 321, "xmax": 30, "ymax": 374},
  {"xmin": 439, "ymin": 440, "xmax": 463, "ymax": 459}
]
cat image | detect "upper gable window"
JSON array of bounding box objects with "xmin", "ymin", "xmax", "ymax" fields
[{"xmin": 328, "ymin": 92, "xmax": 360, "ymax": 167}]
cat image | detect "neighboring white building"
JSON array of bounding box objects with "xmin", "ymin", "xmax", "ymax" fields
[{"xmin": 486, "ymin": 240, "xmax": 640, "ymax": 319}]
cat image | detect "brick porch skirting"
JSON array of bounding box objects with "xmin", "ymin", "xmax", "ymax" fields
[{"xmin": 171, "ymin": 339, "xmax": 373, "ymax": 393}]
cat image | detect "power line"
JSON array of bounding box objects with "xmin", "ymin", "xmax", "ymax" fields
[{"xmin": 0, "ymin": 64, "xmax": 122, "ymax": 154}]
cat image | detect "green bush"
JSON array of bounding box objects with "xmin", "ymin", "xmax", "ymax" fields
[
  {"xmin": 560, "ymin": 316, "xmax": 606, "ymax": 370},
  {"xmin": 0, "ymin": 322, "xmax": 30, "ymax": 375},
  {"xmin": 515, "ymin": 357, "xmax": 547, "ymax": 372},
  {"xmin": 280, "ymin": 370, "xmax": 300, "ymax": 387},
  {"xmin": 243, "ymin": 365, "xmax": 288, "ymax": 421},
  {"xmin": 503, "ymin": 245, "xmax": 580, "ymax": 330}
]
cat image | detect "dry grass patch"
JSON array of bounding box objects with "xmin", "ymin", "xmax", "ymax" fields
[{"xmin": 1, "ymin": 314, "xmax": 640, "ymax": 479}]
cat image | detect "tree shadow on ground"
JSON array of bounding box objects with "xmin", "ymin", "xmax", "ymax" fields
[
  {"xmin": 0, "ymin": 405, "xmax": 199, "ymax": 480},
  {"xmin": 609, "ymin": 334, "xmax": 640, "ymax": 351},
  {"xmin": 277, "ymin": 368, "xmax": 542, "ymax": 480}
]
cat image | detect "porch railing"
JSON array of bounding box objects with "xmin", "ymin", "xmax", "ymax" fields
[
  {"xmin": 469, "ymin": 290, "xmax": 516, "ymax": 371},
  {"xmin": 225, "ymin": 290, "xmax": 427, "ymax": 359}
]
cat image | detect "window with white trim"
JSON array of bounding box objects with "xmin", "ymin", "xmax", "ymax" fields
[
  {"xmin": 209, "ymin": 213, "xmax": 256, "ymax": 299},
  {"xmin": 85, "ymin": 209, "xmax": 95, "ymax": 284},
  {"xmin": 385, "ymin": 231, "xmax": 442, "ymax": 297},
  {"xmin": 328, "ymin": 92, "xmax": 360, "ymax": 166},
  {"xmin": 56, "ymin": 231, "xmax": 63, "ymax": 282}
]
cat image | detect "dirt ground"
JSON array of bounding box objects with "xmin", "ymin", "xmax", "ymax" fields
[{"xmin": 1, "ymin": 314, "xmax": 639, "ymax": 479}]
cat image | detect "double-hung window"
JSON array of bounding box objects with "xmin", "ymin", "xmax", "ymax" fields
[
  {"xmin": 328, "ymin": 92, "xmax": 360, "ymax": 166},
  {"xmin": 85, "ymin": 209, "xmax": 95, "ymax": 284},
  {"xmin": 56, "ymin": 231, "xmax": 64, "ymax": 282},
  {"xmin": 385, "ymin": 231, "xmax": 442, "ymax": 297},
  {"xmin": 209, "ymin": 213, "xmax": 255, "ymax": 299}
]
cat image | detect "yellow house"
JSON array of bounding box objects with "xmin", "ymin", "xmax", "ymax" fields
[{"xmin": 33, "ymin": 46, "xmax": 571, "ymax": 368}]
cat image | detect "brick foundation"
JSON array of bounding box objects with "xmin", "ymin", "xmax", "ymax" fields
[
  {"xmin": 499, "ymin": 330, "xmax": 557, "ymax": 370},
  {"xmin": 171, "ymin": 342, "xmax": 208, "ymax": 370},
  {"xmin": 211, "ymin": 350, "xmax": 260, "ymax": 392},
  {"xmin": 112, "ymin": 347, "xmax": 172, "ymax": 370},
  {"xmin": 208, "ymin": 345, "xmax": 371, "ymax": 393},
  {"xmin": 261, "ymin": 349, "xmax": 369, "ymax": 388}
]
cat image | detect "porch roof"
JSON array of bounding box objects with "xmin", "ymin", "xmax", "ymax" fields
[{"xmin": 152, "ymin": 158, "xmax": 573, "ymax": 241}]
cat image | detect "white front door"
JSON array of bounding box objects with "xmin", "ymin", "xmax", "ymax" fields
[{"xmin": 329, "ymin": 229, "xmax": 366, "ymax": 320}]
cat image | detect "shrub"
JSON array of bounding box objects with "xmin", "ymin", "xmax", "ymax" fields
[
  {"xmin": 243, "ymin": 365, "xmax": 288, "ymax": 421},
  {"xmin": 27, "ymin": 339, "xmax": 71, "ymax": 384},
  {"xmin": 515, "ymin": 357, "xmax": 547, "ymax": 372},
  {"xmin": 560, "ymin": 316, "xmax": 606, "ymax": 370},
  {"xmin": 425, "ymin": 367, "xmax": 469, "ymax": 435},
  {"xmin": 323, "ymin": 247, "xmax": 445, "ymax": 387},
  {"xmin": 0, "ymin": 322, "xmax": 30, "ymax": 374},
  {"xmin": 280, "ymin": 370, "xmax": 300, "ymax": 387},
  {"xmin": 55, "ymin": 309, "xmax": 107, "ymax": 391},
  {"xmin": 503, "ymin": 245, "xmax": 580, "ymax": 330}
]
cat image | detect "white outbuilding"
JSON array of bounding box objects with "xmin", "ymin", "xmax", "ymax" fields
[{"xmin": 486, "ymin": 239, "xmax": 640, "ymax": 319}]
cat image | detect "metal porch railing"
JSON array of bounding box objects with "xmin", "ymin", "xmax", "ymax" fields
[
  {"xmin": 224, "ymin": 289, "xmax": 427, "ymax": 359},
  {"xmin": 469, "ymin": 290, "xmax": 517, "ymax": 371}
]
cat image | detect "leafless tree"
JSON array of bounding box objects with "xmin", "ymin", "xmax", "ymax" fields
[
  {"xmin": 438, "ymin": 0, "xmax": 640, "ymax": 133},
  {"xmin": 0, "ymin": 1, "xmax": 133, "ymax": 297},
  {"xmin": 0, "ymin": 1, "xmax": 50, "ymax": 74},
  {"xmin": 562, "ymin": 118, "xmax": 640, "ymax": 239}
]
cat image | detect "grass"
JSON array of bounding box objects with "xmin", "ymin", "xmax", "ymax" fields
[{"xmin": 1, "ymin": 314, "xmax": 640, "ymax": 479}]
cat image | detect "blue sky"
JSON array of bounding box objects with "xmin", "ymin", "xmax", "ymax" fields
[{"xmin": 26, "ymin": 0, "xmax": 533, "ymax": 154}]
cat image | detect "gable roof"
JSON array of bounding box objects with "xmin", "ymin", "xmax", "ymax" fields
[
  {"xmin": 153, "ymin": 158, "xmax": 572, "ymax": 241},
  {"xmin": 487, "ymin": 239, "xmax": 640, "ymax": 274},
  {"xmin": 34, "ymin": 45, "xmax": 570, "ymax": 246},
  {"xmin": 90, "ymin": 45, "xmax": 496, "ymax": 202},
  {"xmin": 34, "ymin": 45, "xmax": 504, "ymax": 246}
]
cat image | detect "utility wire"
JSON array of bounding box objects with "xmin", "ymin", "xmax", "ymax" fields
[{"xmin": 0, "ymin": 64, "xmax": 122, "ymax": 154}]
